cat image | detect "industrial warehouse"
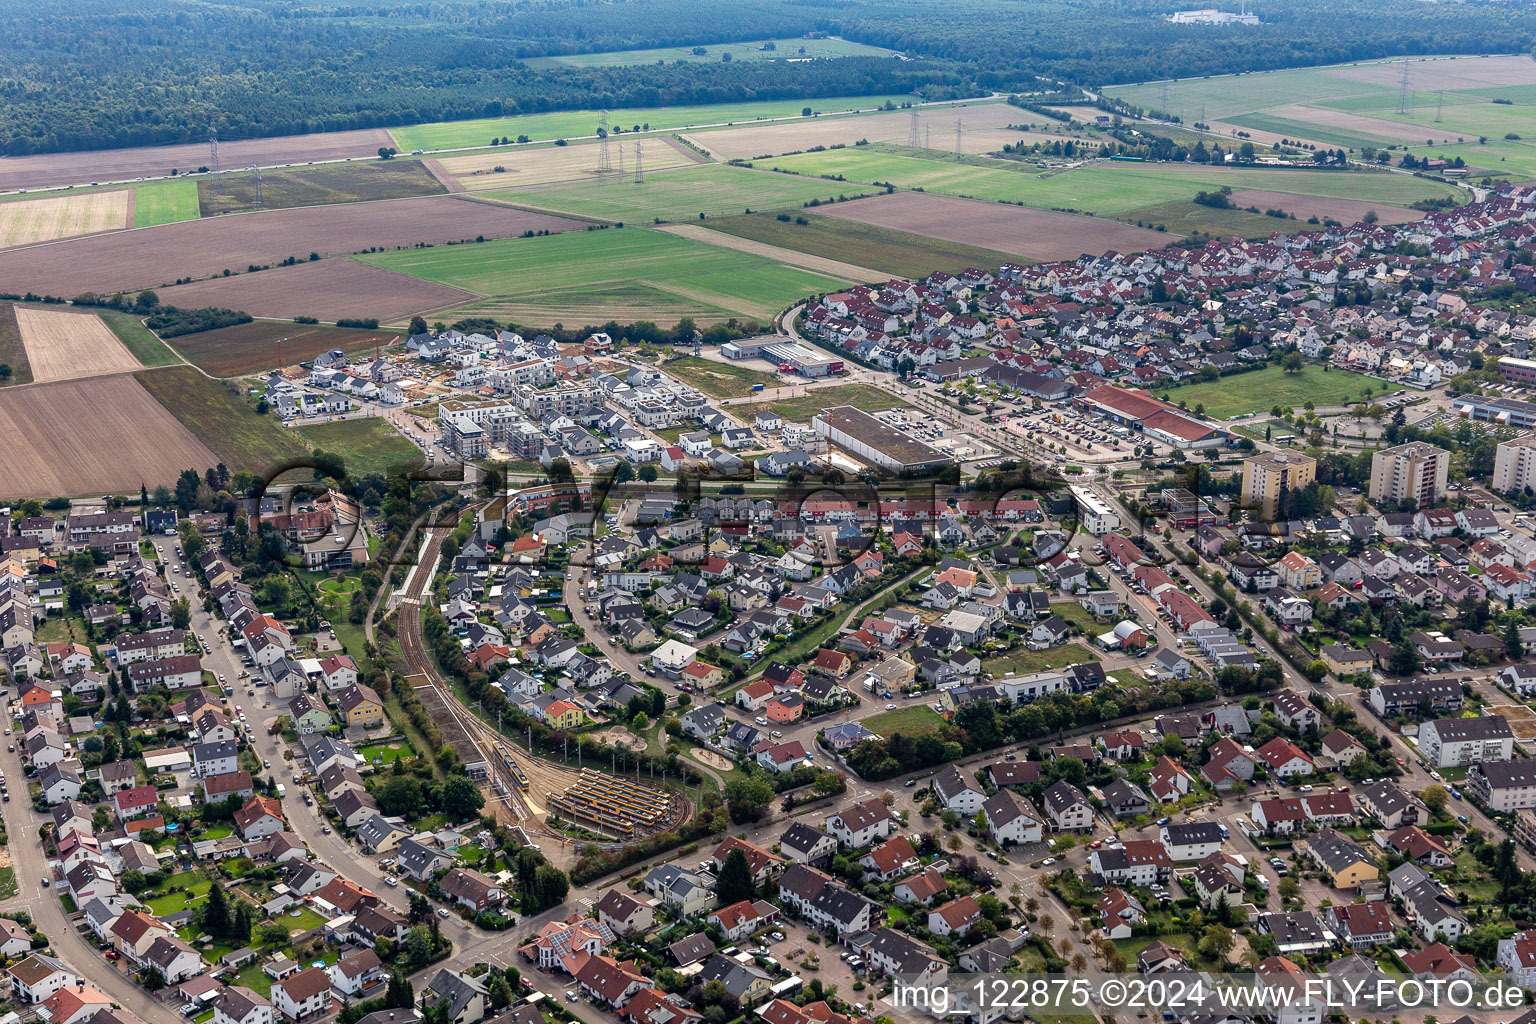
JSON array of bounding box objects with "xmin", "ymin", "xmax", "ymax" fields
[
  {"xmin": 1076, "ymin": 385, "xmax": 1232, "ymax": 449},
  {"xmin": 812, "ymin": 405, "xmax": 954, "ymax": 474}
]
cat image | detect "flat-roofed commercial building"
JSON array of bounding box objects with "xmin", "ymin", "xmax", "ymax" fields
[
  {"xmin": 1241, "ymin": 451, "xmax": 1317, "ymax": 520},
  {"xmin": 1369, "ymin": 442, "xmax": 1448, "ymax": 508},
  {"xmin": 1070, "ymin": 486, "xmax": 1121, "ymax": 535},
  {"xmin": 1452, "ymin": 394, "xmax": 1536, "ymax": 430},
  {"xmin": 812, "ymin": 406, "xmax": 952, "ymax": 475}
]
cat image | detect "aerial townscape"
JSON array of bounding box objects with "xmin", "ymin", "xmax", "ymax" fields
[{"xmin": 22, "ymin": 4, "xmax": 1536, "ymax": 1024}]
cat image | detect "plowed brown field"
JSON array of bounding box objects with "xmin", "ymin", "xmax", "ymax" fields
[
  {"xmin": 0, "ymin": 195, "xmax": 584, "ymax": 297},
  {"xmin": 156, "ymin": 260, "xmax": 477, "ymax": 324},
  {"xmin": 0, "ymin": 374, "xmax": 218, "ymax": 498}
]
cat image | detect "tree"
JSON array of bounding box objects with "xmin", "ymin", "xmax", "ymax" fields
[
  {"xmin": 405, "ymin": 926, "xmax": 432, "ymax": 965},
  {"xmin": 1281, "ymin": 352, "xmax": 1304, "ymax": 375},
  {"xmin": 386, "ymin": 971, "xmax": 415, "ymax": 1009},
  {"xmin": 1198, "ymin": 924, "xmax": 1235, "ymax": 961},
  {"xmin": 378, "ymin": 775, "xmax": 424, "ymax": 817},
  {"xmin": 200, "ymin": 881, "xmax": 231, "ymax": 939},
  {"xmin": 1389, "ymin": 636, "xmax": 1422, "ymax": 677},
  {"xmin": 1506, "ymin": 616, "xmax": 1525, "ymax": 660},
  {"xmin": 716, "ymin": 848, "xmax": 756, "ymax": 906},
  {"xmin": 638, "ymin": 465, "xmax": 658, "ymax": 482},
  {"xmin": 1421, "ymin": 785, "xmax": 1448, "ymax": 816},
  {"xmin": 258, "ymin": 922, "xmax": 291, "ymax": 946},
  {"xmin": 170, "ymin": 597, "xmax": 192, "ymax": 630},
  {"xmin": 408, "ymin": 891, "xmax": 431, "ymax": 924},
  {"xmin": 723, "ymin": 772, "xmax": 774, "ymax": 823},
  {"xmin": 441, "ymin": 775, "xmax": 484, "ymax": 821}
]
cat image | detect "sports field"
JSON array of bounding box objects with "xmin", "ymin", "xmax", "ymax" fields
[
  {"xmin": 662, "ymin": 356, "xmax": 778, "ymax": 398},
  {"xmin": 358, "ymin": 226, "xmax": 850, "ymax": 325},
  {"xmin": 134, "ymin": 179, "xmax": 201, "ymax": 227},
  {"xmin": 701, "ymin": 212, "xmax": 1019, "ymax": 278},
  {"xmin": 483, "ymin": 162, "xmax": 884, "ymax": 223},
  {"xmin": 1154, "ymin": 365, "xmax": 1378, "ymax": 419},
  {"xmin": 529, "ymin": 37, "xmax": 900, "ymax": 68},
  {"xmin": 197, "ymin": 160, "xmax": 448, "ymax": 215},
  {"xmin": 763, "ymin": 149, "xmax": 1461, "ymax": 215},
  {"xmin": 0, "ymin": 189, "xmax": 129, "ymax": 247},
  {"xmin": 296, "ymin": 417, "xmax": 423, "ymax": 477},
  {"xmin": 137, "ymin": 366, "xmax": 309, "ymax": 472},
  {"xmin": 389, "ymin": 93, "xmax": 917, "ymax": 152}
]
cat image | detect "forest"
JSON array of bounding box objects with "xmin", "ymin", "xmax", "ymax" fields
[{"xmin": 4, "ymin": 0, "xmax": 1536, "ymax": 156}]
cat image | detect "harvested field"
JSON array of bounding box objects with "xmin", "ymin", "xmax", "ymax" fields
[
  {"xmin": 166, "ymin": 319, "xmax": 398, "ymax": 377},
  {"xmin": 815, "ymin": 191, "xmax": 1173, "ymax": 260},
  {"xmin": 683, "ymin": 102, "xmax": 1022, "ymax": 160},
  {"xmin": 14, "ymin": 306, "xmax": 143, "ymax": 382},
  {"xmin": 655, "ymin": 223, "xmax": 884, "ymax": 282},
  {"xmin": 136, "ymin": 367, "xmax": 308, "ymax": 473},
  {"xmin": 0, "ymin": 127, "xmax": 395, "ymax": 193},
  {"xmin": 197, "ymin": 160, "xmax": 448, "ymax": 215},
  {"xmin": 1324, "ymin": 55, "xmax": 1536, "ymax": 91},
  {"xmin": 155, "ymin": 260, "xmax": 477, "ymax": 326},
  {"xmin": 0, "ymin": 195, "xmax": 584, "ymax": 298},
  {"xmin": 439, "ymin": 138, "xmax": 699, "ymax": 191},
  {"xmin": 0, "ymin": 190, "xmax": 130, "ymax": 247},
  {"xmin": 1226, "ymin": 189, "xmax": 1424, "ymax": 225},
  {"xmin": 0, "ymin": 374, "xmax": 219, "ymax": 499},
  {"xmin": 702, "ymin": 212, "xmax": 1019, "ymax": 278},
  {"xmin": 0, "ymin": 303, "xmax": 28, "ymax": 386}
]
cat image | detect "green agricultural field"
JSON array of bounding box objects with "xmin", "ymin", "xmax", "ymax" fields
[
  {"xmin": 737, "ymin": 382, "xmax": 909, "ymax": 422},
  {"xmin": 391, "ymin": 93, "xmax": 917, "ymax": 152},
  {"xmin": 532, "ymin": 37, "xmax": 898, "ymax": 68},
  {"xmin": 1223, "ymin": 113, "xmax": 1397, "ymax": 150},
  {"xmin": 296, "ymin": 417, "xmax": 424, "ymax": 477},
  {"xmin": 0, "ymin": 302, "xmax": 28, "ymax": 386},
  {"xmin": 702, "ymin": 211, "xmax": 1019, "ymax": 278},
  {"xmin": 864, "ymin": 704, "xmax": 946, "ymax": 739},
  {"xmin": 1116, "ymin": 199, "xmax": 1300, "ymax": 239},
  {"xmin": 99, "ymin": 310, "xmax": 183, "ymax": 367},
  {"xmin": 136, "ymin": 366, "xmax": 309, "ymax": 472},
  {"xmin": 359, "ymin": 226, "xmax": 850, "ymax": 325},
  {"xmin": 661, "ymin": 356, "xmax": 777, "ymax": 398},
  {"xmin": 484, "ymin": 162, "xmax": 882, "ymax": 223},
  {"xmin": 1154, "ymin": 364, "xmax": 1379, "ymax": 419},
  {"xmin": 198, "ymin": 160, "xmax": 447, "ymax": 215},
  {"xmin": 764, "ymin": 149, "xmax": 1461, "ymax": 215},
  {"xmin": 134, "ymin": 178, "xmax": 201, "ymax": 227},
  {"xmin": 1105, "ymin": 63, "xmax": 1397, "ymax": 121}
]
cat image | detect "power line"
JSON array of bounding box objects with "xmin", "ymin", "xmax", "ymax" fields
[
  {"xmin": 907, "ymin": 110, "xmax": 920, "ymax": 149},
  {"xmin": 208, "ymin": 128, "xmax": 220, "ymax": 197},
  {"xmin": 634, "ymin": 141, "xmax": 644, "ymax": 183},
  {"xmin": 954, "ymin": 117, "xmax": 963, "ymax": 157},
  {"xmin": 250, "ymin": 165, "xmax": 262, "ymax": 207},
  {"xmin": 596, "ymin": 111, "xmax": 612, "ymax": 174}
]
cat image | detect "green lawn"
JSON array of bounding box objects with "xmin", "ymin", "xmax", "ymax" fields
[
  {"xmin": 736, "ymin": 382, "xmax": 910, "ymax": 422},
  {"xmin": 358, "ymin": 226, "xmax": 850, "ymax": 325},
  {"xmin": 762, "ymin": 149, "xmax": 1460, "ymax": 216},
  {"xmin": 484, "ymin": 162, "xmax": 883, "ymax": 224},
  {"xmin": 531, "ymin": 37, "xmax": 898, "ymax": 68},
  {"xmin": 296, "ymin": 417, "xmax": 424, "ymax": 478},
  {"xmin": 390, "ymin": 93, "xmax": 916, "ymax": 152},
  {"xmin": 331, "ymin": 621, "xmax": 374, "ymax": 675},
  {"xmin": 359, "ymin": 740, "xmax": 415, "ymax": 766},
  {"xmin": 200, "ymin": 825, "xmax": 232, "ymax": 840},
  {"xmin": 0, "ymin": 868, "xmax": 15, "ymax": 900},
  {"xmin": 981, "ymin": 642, "xmax": 1101, "ymax": 677},
  {"xmin": 660, "ymin": 356, "xmax": 777, "ymax": 398},
  {"xmin": 1154, "ymin": 364, "xmax": 1378, "ymax": 419},
  {"xmin": 863, "ymin": 704, "xmax": 946, "ymax": 739},
  {"xmin": 703, "ymin": 211, "xmax": 1021, "ymax": 279},
  {"xmin": 134, "ymin": 179, "xmax": 202, "ymax": 227},
  {"xmin": 99, "ymin": 309, "xmax": 183, "ymax": 367}
]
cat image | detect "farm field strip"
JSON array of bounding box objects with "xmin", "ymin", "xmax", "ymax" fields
[
  {"xmin": 655, "ymin": 223, "xmax": 885, "ymax": 282},
  {"xmin": 14, "ymin": 306, "xmax": 143, "ymax": 382},
  {"xmin": 681, "ymin": 101, "xmax": 1025, "ymax": 160},
  {"xmin": 765, "ymin": 148, "xmax": 1461, "ymax": 213},
  {"xmin": 0, "ymin": 189, "xmax": 130, "ymax": 247},
  {"xmin": 360, "ymin": 226, "xmax": 852, "ymax": 325},
  {"xmin": 389, "ymin": 93, "xmax": 921, "ymax": 153},
  {"xmin": 527, "ymin": 36, "xmax": 900, "ymax": 68},
  {"xmin": 0, "ymin": 374, "xmax": 220, "ymax": 499},
  {"xmin": 1224, "ymin": 189, "xmax": 1423, "ymax": 224},
  {"xmin": 97, "ymin": 310, "xmax": 183, "ymax": 367},
  {"xmin": 136, "ymin": 366, "xmax": 309, "ymax": 473},
  {"xmin": 438, "ymin": 138, "xmax": 699, "ymax": 191},
  {"xmin": 0, "ymin": 194, "xmax": 584, "ymax": 298},
  {"xmin": 0, "ymin": 303, "xmax": 28, "ymax": 386},
  {"xmin": 196, "ymin": 159, "xmax": 448, "ymax": 215},
  {"xmin": 133, "ymin": 179, "xmax": 201, "ymax": 227},
  {"xmin": 154, "ymin": 255, "xmax": 479, "ymax": 327},
  {"xmin": 813, "ymin": 190, "xmax": 1174, "ymax": 260},
  {"xmin": 165, "ymin": 318, "xmax": 400, "ymax": 377},
  {"xmin": 479, "ymin": 161, "xmax": 886, "ymax": 223},
  {"xmin": 701, "ymin": 211, "xmax": 1022, "ymax": 278}
]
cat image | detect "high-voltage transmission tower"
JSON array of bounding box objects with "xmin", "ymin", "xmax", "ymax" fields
[
  {"xmin": 596, "ymin": 111, "xmax": 613, "ymax": 174},
  {"xmin": 208, "ymin": 129, "xmax": 221, "ymax": 197},
  {"xmin": 908, "ymin": 111, "xmax": 921, "ymax": 149},
  {"xmin": 1396, "ymin": 64, "xmax": 1414, "ymax": 115},
  {"xmin": 616, "ymin": 141, "xmax": 625, "ymax": 176},
  {"xmin": 954, "ymin": 118, "xmax": 963, "ymax": 157},
  {"xmin": 634, "ymin": 141, "xmax": 644, "ymax": 183}
]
